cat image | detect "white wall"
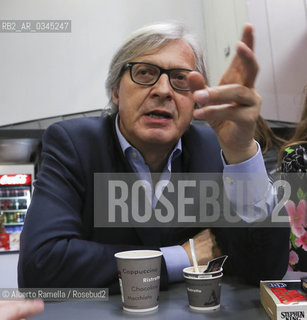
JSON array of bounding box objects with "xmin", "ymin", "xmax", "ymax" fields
[
  {"xmin": 1, "ymin": 0, "xmax": 306, "ymax": 125},
  {"xmin": 203, "ymin": 0, "xmax": 307, "ymax": 122},
  {"xmin": 0, "ymin": 0, "xmax": 206, "ymax": 126},
  {"xmin": 247, "ymin": 0, "xmax": 307, "ymax": 122},
  {"xmin": 202, "ymin": 0, "xmax": 248, "ymax": 86}
]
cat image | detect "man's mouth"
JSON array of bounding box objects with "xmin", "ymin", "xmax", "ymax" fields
[{"xmin": 145, "ymin": 110, "xmax": 172, "ymax": 119}]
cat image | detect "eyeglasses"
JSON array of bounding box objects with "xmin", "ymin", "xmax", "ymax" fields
[{"xmin": 123, "ymin": 62, "xmax": 193, "ymax": 91}]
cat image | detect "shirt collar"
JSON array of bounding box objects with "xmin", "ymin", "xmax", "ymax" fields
[{"xmin": 115, "ymin": 113, "xmax": 131, "ymax": 154}]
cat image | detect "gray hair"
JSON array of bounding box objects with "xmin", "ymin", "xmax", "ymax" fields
[{"xmin": 105, "ymin": 22, "xmax": 208, "ymax": 113}]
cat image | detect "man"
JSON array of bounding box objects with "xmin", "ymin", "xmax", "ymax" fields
[{"xmin": 18, "ymin": 22, "xmax": 289, "ymax": 292}]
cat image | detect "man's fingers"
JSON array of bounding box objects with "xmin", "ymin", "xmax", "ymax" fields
[
  {"xmin": 192, "ymin": 229, "xmax": 221, "ymax": 265},
  {"xmin": 193, "ymin": 229, "xmax": 212, "ymax": 241},
  {"xmin": 193, "ymin": 85, "xmax": 261, "ymax": 122},
  {"xmin": 193, "ymin": 229, "xmax": 216, "ymax": 249},
  {"xmin": 236, "ymin": 41, "xmax": 259, "ymax": 88},
  {"xmin": 218, "ymin": 23, "xmax": 258, "ymax": 88},
  {"xmin": 240, "ymin": 23, "xmax": 254, "ymax": 51},
  {"xmin": 193, "ymin": 84, "xmax": 258, "ymax": 107},
  {"xmin": 187, "ymin": 71, "xmax": 207, "ymax": 92},
  {"xmin": 193, "ymin": 100, "xmax": 259, "ymax": 123},
  {"xmin": 194, "ymin": 104, "xmax": 249, "ymax": 123}
]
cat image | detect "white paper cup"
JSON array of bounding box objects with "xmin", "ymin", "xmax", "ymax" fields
[
  {"xmin": 183, "ymin": 265, "xmax": 223, "ymax": 311},
  {"xmin": 115, "ymin": 250, "xmax": 163, "ymax": 313}
]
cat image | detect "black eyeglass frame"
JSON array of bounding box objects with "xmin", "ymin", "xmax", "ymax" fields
[{"xmin": 123, "ymin": 62, "xmax": 193, "ymax": 92}]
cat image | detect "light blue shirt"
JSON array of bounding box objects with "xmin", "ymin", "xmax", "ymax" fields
[
  {"xmin": 115, "ymin": 115, "xmax": 181, "ymax": 208},
  {"xmin": 115, "ymin": 114, "xmax": 270, "ymax": 282}
]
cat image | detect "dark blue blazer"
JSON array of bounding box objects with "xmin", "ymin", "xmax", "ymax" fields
[{"xmin": 18, "ymin": 114, "xmax": 289, "ymax": 292}]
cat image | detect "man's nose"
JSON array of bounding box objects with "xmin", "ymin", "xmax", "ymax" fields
[{"xmin": 151, "ymin": 73, "xmax": 173, "ymax": 99}]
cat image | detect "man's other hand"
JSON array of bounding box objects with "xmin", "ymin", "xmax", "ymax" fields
[{"xmin": 182, "ymin": 229, "xmax": 221, "ymax": 266}]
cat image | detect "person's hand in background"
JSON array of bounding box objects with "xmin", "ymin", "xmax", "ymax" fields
[{"xmin": 0, "ymin": 299, "xmax": 44, "ymax": 320}]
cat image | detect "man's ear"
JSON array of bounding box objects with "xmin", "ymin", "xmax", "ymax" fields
[{"xmin": 112, "ymin": 88, "xmax": 119, "ymax": 105}]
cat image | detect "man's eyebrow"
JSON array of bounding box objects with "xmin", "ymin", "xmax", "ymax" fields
[{"xmin": 134, "ymin": 60, "xmax": 193, "ymax": 69}]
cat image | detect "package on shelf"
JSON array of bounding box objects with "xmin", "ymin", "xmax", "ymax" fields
[{"xmin": 9, "ymin": 232, "xmax": 20, "ymax": 251}]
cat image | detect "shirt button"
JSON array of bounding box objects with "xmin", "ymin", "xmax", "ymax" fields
[
  {"xmin": 132, "ymin": 152, "xmax": 137, "ymax": 158},
  {"xmin": 225, "ymin": 176, "xmax": 233, "ymax": 184}
]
